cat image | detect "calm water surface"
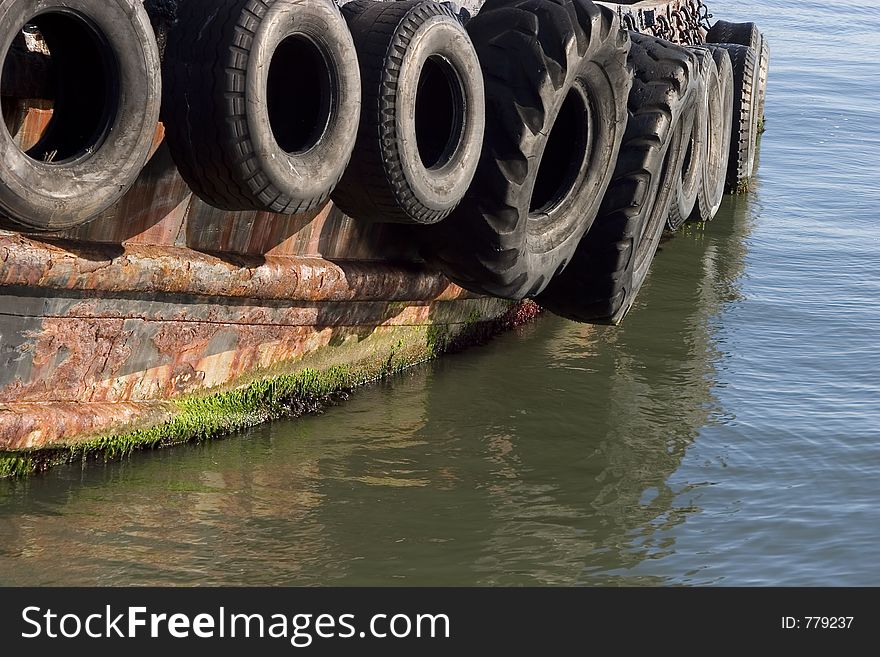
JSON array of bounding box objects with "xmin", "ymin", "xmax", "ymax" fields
[{"xmin": 1, "ymin": 0, "xmax": 879, "ymax": 585}]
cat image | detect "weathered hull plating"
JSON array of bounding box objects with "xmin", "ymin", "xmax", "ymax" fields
[{"xmin": 0, "ymin": 119, "xmax": 523, "ymax": 458}]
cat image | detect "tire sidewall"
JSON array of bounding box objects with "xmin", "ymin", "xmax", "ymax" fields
[
  {"xmin": 394, "ymin": 14, "xmax": 484, "ymax": 213},
  {"xmin": 740, "ymin": 46, "xmax": 760, "ymax": 179},
  {"xmin": 670, "ymin": 47, "xmax": 713, "ymax": 227},
  {"xmin": 526, "ymin": 58, "xmax": 625, "ymax": 262},
  {"xmin": 705, "ymin": 47, "xmax": 733, "ymax": 216},
  {"xmin": 246, "ymin": 0, "xmax": 360, "ymax": 202},
  {"xmin": 630, "ymin": 110, "xmax": 690, "ymax": 308}
]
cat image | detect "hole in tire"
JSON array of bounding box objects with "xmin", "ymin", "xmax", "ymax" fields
[
  {"xmin": 529, "ymin": 88, "xmax": 589, "ymax": 214},
  {"xmin": 415, "ymin": 55, "xmax": 464, "ymax": 170},
  {"xmin": 681, "ymin": 128, "xmax": 695, "ymax": 182},
  {"xmin": 1, "ymin": 14, "xmax": 118, "ymax": 164},
  {"xmin": 267, "ymin": 35, "xmax": 333, "ymax": 155}
]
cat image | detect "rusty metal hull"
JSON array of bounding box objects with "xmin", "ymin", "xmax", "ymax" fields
[{"xmin": 0, "ymin": 117, "xmax": 522, "ymax": 456}]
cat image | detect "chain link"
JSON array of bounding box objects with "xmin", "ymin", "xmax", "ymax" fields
[
  {"xmin": 696, "ymin": 0, "xmax": 714, "ymax": 32},
  {"xmin": 650, "ymin": 14, "xmax": 674, "ymax": 41}
]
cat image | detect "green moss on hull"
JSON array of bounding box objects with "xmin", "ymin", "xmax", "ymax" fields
[
  {"xmin": 0, "ymin": 366, "xmax": 356, "ymax": 477},
  {"xmin": 1, "ymin": 301, "xmax": 541, "ymax": 478},
  {"xmin": 735, "ymin": 178, "xmax": 752, "ymax": 195},
  {"xmin": 0, "ymin": 455, "xmax": 33, "ymax": 478}
]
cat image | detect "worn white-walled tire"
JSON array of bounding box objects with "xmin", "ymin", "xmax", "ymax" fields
[
  {"xmin": 693, "ymin": 45, "xmax": 734, "ymax": 221},
  {"xmin": 712, "ymin": 43, "xmax": 759, "ymax": 192},
  {"xmin": 666, "ymin": 47, "xmax": 708, "ymax": 231},
  {"xmin": 0, "ymin": 0, "xmax": 161, "ymax": 230}
]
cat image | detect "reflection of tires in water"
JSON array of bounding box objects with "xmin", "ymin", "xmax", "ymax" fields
[
  {"xmin": 417, "ymin": 0, "xmax": 631, "ymax": 300},
  {"xmin": 0, "ymin": 0, "xmax": 161, "ymax": 230},
  {"xmin": 332, "ymin": 0, "xmax": 485, "ymax": 225},
  {"xmin": 162, "ymin": 0, "xmax": 361, "ymax": 214},
  {"xmin": 689, "ymin": 45, "xmax": 734, "ymax": 223},
  {"xmin": 536, "ymin": 33, "xmax": 697, "ymax": 325}
]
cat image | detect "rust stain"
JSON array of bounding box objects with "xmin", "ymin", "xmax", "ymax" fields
[
  {"xmin": 4, "ymin": 315, "xmax": 134, "ymax": 403},
  {"xmin": 0, "ymin": 298, "xmax": 526, "ymax": 450},
  {"xmin": 0, "ymin": 295, "xmax": 494, "ymax": 404},
  {"xmin": 7, "ymin": 112, "xmax": 415, "ymax": 263},
  {"xmin": 0, "ymin": 401, "xmax": 176, "ymax": 451},
  {"xmin": 0, "ymin": 231, "xmax": 474, "ymax": 302},
  {"xmin": 14, "ymin": 106, "xmax": 52, "ymax": 152},
  {"xmin": 0, "ymin": 82, "xmax": 501, "ymax": 456}
]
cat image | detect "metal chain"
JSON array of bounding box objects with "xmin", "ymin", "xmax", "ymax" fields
[
  {"xmin": 685, "ymin": 1, "xmax": 704, "ymax": 45},
  {"xmin": 672, "ymin": 4, "xmax": 692, "ymax": 44},
  {"xmin": 617, "ymin": 0, "xmax": 712, "ymax": 44},
  {"xmin": 620, "ymin": 11, "xmax": 637, "ymax": 33},
  {"xmin": 650, "ymin": 13, "xmax": 675, "ymax": 41},
  {"xmin": 695, "ymin": 0, "xmax": 713, "ymax": 32},
  {"xmin": 674, "ymin": 0, "xmax": 713, "ymax": 45}
]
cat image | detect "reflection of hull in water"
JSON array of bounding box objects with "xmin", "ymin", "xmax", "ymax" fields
[{"xmin": 0, "ymin": 188, "xmax": 755, "ymax": 585}]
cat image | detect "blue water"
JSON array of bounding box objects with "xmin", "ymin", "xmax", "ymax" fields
[{"xmin": 1, "ymin": 0, "xmax": 878, "ymax": 585}]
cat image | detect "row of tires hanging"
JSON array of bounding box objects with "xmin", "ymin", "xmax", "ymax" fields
[{"xmin": 0, "ymin": 0, "xmax": 769, "ymax": 325}]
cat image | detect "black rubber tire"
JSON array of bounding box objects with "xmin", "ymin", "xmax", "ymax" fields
[
  {"xmin": 706, "ymin": 19, "xmax": 768, "ymax": 125},
  {"xmin": 706, "ymin": 20, "xmax": 761, "ymax": 52},
  {"xmin": 714, "ymin": 43, "xmax": 759, "ymax": 192},
  {"xmin": 418, "ymin": 0, "xmax": 631, "ymax": 300},
  {"xmin": 535, "ymin": 32, "xmax": 697, "ymax": 324},
  {"xmin": 666, "ymin": 48, "xmax": 706, "ymax": 231},
  {"xmin": 0, "ymin": 1, "xmax": 161, "ymax": 230},
  {"xmin": 706, "ymin": 20, "xmax": 765, "ymax": 181},
  {"xmin": 692, "ymin": 45, "xmax": 733, "ymax": 222},
  {"xmin": 162, "ymin": 0, "xmax": 360, "ymax": 214},
  {"xmin": 332, "ymin": 0, "xmax": 484, "ymax": 225}
]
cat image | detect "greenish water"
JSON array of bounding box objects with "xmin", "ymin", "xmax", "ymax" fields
[{"xmin": 1, "ymin": 0, "xmax": 879, "ymax": 585}]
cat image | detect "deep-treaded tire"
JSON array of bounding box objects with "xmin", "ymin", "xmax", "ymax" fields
[
  {"xmin": 714, "ymin": 43, "xmax": 758, "ymax": 192},
  {"xmin": 666, "ymin": 48, "xmax": 706, "ymax": 230},
  {"xmin": 332, "ymin": 0, "xmax": 484, "ymax": 225},
  {"xmin": 535, "ymin": 33, "xmax": 697, "ymax": 324},
  {"xmin": 417, "ymin": 0, "xmax": 631, "ymax": 300},
  {"xmin": 707, "ymin": 19, "xmax": 768, "ymax": 128},
  {"xmin": 0, "ymin": 0, "xmax": 161, "ymax": 230},
  {"xmin": 706, "ymin": 20, "xmax": 761, "ymax": 52},
  {"xmin": 692, "ymin": 45, "xmax": 733, "ymax": 221},
  {"xmin": 756, "ymin": 39, "xmax": 770, "ymax": 128},
  {"xmin": 162, "ymin": 0, "xmax": 360, "ymax": 213}
]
